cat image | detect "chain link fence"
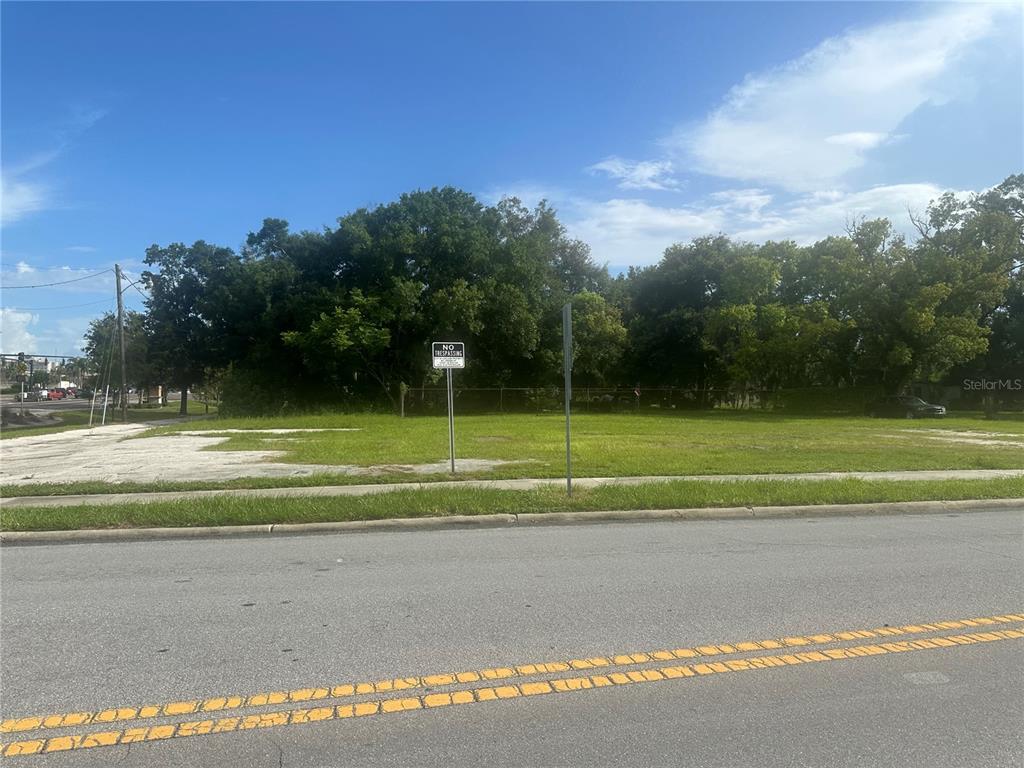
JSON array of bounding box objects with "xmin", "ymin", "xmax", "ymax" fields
[{"xmin": 401, "ymin": 386, "xmax": 903, "ymax": 416}]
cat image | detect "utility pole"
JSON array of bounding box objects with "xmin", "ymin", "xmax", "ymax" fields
[
  {"xmin": 563, "ymin": 302, "xmax": 573, "ymax": 498},
  {"xmin": 115, "ymin": 263, "xmax": 128, "ymax": 422}
]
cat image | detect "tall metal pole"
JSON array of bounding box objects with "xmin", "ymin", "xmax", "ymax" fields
[
  {"xmin": 563, "ymin": 302, "xmax": 573, "ymax": 497},
  {"xmin": 447, "ymin": 367, "xmax": 455, "ymax": 473},
  {"xmin": 115, "ymin": 264, "xmax": 128, "ymax": 422},
  {"xmin": 101, "ymin": 384, "xmax": 110, "ymax": 425}
]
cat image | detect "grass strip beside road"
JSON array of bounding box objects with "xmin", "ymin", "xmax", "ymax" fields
[
  {"xmin": 2, "ymin": 477, "xmax": 1021, "ymax": 532},
  {"xmin": 2, "ymin": 472, "xmax": 488, "ymax": 498}
]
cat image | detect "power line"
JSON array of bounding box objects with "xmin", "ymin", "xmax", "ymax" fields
[
  {"xmin": 0, "ymin": 352, "xmax": 86, "ymax": 359},
  {"xmin": 0, "ymin": 269, "xmax": 112, "ymax": 290},
  {"xmin": 1, "ymin": 298, "xmax": 113, "ymax": 311},
  {"xmin": 128, "ymin": 282, "xmax": 149, "ymax": 302},
  {"xmin": 115, "ymin": 268, "xmax": 151, "ymax": 302}
]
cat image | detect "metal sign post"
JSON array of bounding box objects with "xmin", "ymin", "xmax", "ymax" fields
[
  {"xmin": 446, "ymin": 368, "xmax": 455, "ymax": 473},
  {"xmin": 563, "ymin": 303, "xmax": 573, "ymax": 497},
  {"xmin": 432, "ymin": 342, "xmax": 465, "ymax": 474}
]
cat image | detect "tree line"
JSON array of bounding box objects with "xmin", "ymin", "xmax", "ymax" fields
[{"xmin": 84, "ymin": 175, "xmax": 1023, "ymax": 415}]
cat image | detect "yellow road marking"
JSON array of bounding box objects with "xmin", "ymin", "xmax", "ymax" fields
[
  {"xmin": 3, "ymin": 611, "xmax": 1021, "ymax": 738},
  {"xmin": 2, "ymin": 627, "xmax": 1020, "ymax": 758},
  {"xmin": 2, "ymin": 611, "xmax": 1022, "ymax": 739}
]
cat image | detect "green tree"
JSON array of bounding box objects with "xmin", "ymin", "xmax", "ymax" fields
[
  {"xmin": 143, "ymin": 242, "xmax": 231, "ymax": 414},
  {"xmin": 281, "ymin": 291, "xmax": 392, "ymax": 402},
  {"xmin": 625, "ymin": 236, "xmax": 779, "ymax": 390},
  {"xmin": 569, "ymin": 291, "xmax": 627, "ymax": 385},
  {"xmin": 83, "ymin": 311, "xmax": 155, "ymax": 405}
]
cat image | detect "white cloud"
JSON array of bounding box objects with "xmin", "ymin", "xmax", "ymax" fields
[
  {"xmin": 708, "ymin": 188, "xmax": 774, "ymax": 220},
  {"xmin": 0, "ymin": 176, "xmax": 51, "ymax": 226},
  {"xmin": 588, "ymin": 157, "xmax": 680, "ymax": 191},
  {"xmin": 824, "ymin": 132, "xmax": 889, "ymax": 150},
  {"xmin": 730, "ymin": 183, "xmax": 960, "ymax": 244},
  {"xmin": 1, "ymin": 106, "xmax": 107, "ymax": 228},
  {"xmin": 564, "ymin": 182, "xmax": 972, "ymax": 267},
  {"xmin": 66, "ymin": 245, "xmax": 98, "ymax": 253},
  {"xmin": 32, "ymin": 314, "xmax": 94, "ymax": 356},
  {"xmin": 0, "ymin": 262, "xmax": 115, "ymax": 293},
  {"xmin": 571, "ymin": 198, "xmax": 725, "ymax": 265},
  {"xmin": 481, "ymin": 183, "xmax": 566, "ymax": 212},
  {"xmin": 0, "ymin": 308, "xmax": 39, "ymax": 352},
  {"xmin": 673, "ymin": 4, "xmax": 1006, "ymax": 191}
]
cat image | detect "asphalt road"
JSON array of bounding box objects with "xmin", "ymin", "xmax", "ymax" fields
[
  {"xmin": 1, "ymin": 508, "xmax": 1022, "ymax": 766},
  {"xmin": 0, "ymin": 396, "xmax": 99, "ymax": 415}
]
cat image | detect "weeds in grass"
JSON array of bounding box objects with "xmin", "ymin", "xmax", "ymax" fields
[{"xmin": 2, "ymin": 477, "xmax": 1021, "ymax": 532}]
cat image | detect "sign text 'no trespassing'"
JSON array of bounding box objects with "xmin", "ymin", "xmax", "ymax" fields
[{"xmin": 432, "ymin": 342, "xmax": 465, "ymax": 369}]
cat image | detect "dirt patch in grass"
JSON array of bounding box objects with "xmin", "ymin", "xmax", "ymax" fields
[
  {"xmin": 892, "ymin": 429, "xmax": 1024, "ymax": 447},
  {"xmin": 365, "ymin": 458, "xmax": 535, "ymax": 474},
  {"xmin": 0, "ymin": 423, "xmax": 533, "ymax": 487}
]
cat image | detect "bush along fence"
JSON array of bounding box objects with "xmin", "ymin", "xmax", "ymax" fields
[
  {"xmin": 397, "ymin": 386, "xmax": 886, "ymax": 416},
  {"xmin": 395, "ymin": 385, "xmax": 1024, "ymax": 416}
]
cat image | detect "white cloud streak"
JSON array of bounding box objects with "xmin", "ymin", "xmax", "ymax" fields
[
  {"xmin": 566, "ymin": 182, "xmax": 967, "ymax": 267},
  {"xmin": 0, "ymin": 176, "xmax": 51, "ymax": 226},
  {"xmin": 672, "ymin": 4, "xmax": 1006, "ymax": 191},
  {"xmin": 563, "ymin": 4, "xmax": 1009, "ymax": 266},
  {"xmin": 1, "ymin": 107, "xmax": 107, "ymax": 228},
  {"xmin": 481, "ymin": 182, "xmax": 567, "ymax": 212},
  {"xmin": 588, "ymin": 157, "xmax": 680, "ymax": 191},
  {"xmin": 0, "ymin": 262, "xmax": 115, "ymax": 294}
]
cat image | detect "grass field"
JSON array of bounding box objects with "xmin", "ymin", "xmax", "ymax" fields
[
  {"xmin": 2, "ymin": 477, "xmax": 1021, "ymax": 532},
  {"xmin": 140, "ymin": 410, "xmax": 1024, "ymax": 476},
  {"xmin": 3, "ymin": 410, "xmax": 1022, "ymax": 503}
]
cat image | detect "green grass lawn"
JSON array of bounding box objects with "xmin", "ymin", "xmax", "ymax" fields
[
  {"xmin": 3, "ymin": 477, "xmax": 1021, "ymax": 532},
  {"xmin": 3, "ymin": 410, "xmax": 1022, "ymax": 499},
  {"xmin": 141, "ymin": 410, "xmax": 1024, "ymax": 476}
]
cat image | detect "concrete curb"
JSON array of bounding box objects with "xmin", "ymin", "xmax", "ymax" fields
[{"xmin": 1, "ymin": 498, "xmax": 1019, "ymax": 546}]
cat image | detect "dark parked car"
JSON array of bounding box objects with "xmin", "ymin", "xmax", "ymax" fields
[{"xmin": 865, "ymin": 395, "xmax": 946, "ymax": 419}]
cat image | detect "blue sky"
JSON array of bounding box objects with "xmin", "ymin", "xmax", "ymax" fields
[{"xmin": 1, "ymin": 1, "xmax": 1021, "ymax": 357}]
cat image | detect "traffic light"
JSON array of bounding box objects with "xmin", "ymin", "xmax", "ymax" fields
[{"xmin": 18, "ymin": 352, "xmax": 25, "ymax": 363}]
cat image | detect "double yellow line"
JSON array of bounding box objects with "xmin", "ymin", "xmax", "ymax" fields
[{"xmin": 2, "ymin": 612, "xmax": 1021, "ymax": 758}]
